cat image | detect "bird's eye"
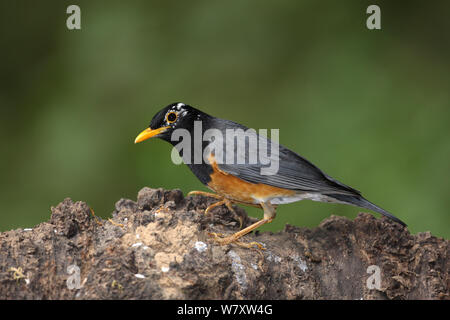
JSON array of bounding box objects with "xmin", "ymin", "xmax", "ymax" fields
[{"xmin": 166, "ymin": 112, "xmax": 178, "ymax": 123}]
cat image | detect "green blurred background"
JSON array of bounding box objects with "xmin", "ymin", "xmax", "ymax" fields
[{"xmin": 0, "ymin": 1, "xmax": 448, "ymax": 238}]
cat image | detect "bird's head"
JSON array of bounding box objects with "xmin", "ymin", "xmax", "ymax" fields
[{"xmin": 134, "ymin": 102, "xmax": 202, "ymax": 144}]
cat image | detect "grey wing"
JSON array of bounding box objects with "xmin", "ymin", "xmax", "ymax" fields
[{"xmin": 215, "ymin": 127, "xmax": 360, "ymax": 195}]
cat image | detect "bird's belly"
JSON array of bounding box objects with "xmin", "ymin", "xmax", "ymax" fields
[
  {"xmin": 270, "ymin": 193, "xmax": 343, "ymax": 205},
  {"xmin": 207, "ymin": 165, "xmax": 296, "ymax": 205}
]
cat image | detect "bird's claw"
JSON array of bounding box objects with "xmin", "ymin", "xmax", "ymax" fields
[{"xmin": 208, "ymin": 232, "xmax": 265, "ymax": 250}]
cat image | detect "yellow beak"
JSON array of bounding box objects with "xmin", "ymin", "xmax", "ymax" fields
[{"xmin": 134, "ymin": 126, "xmax": 170, "ymax": 144}]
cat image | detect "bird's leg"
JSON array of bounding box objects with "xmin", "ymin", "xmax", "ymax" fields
[
  {"xmin": 188, "ymin": 191, "xmax": 244, "ymax": 228},
  {"xmin": 204, "ymin": 199, "xmax": 226, "ymax": 215},
  {"xmin": 187, "ymin": 190, "xmax": 224, "ymax": 215},
  {"xmin": 224, "ymin": 199, "xmax": 245, "ymax": 229},
  {"xmin": 209, "ymin": 201, "xmax": 276, "ymax": 249},
  {"xmin": 187, "ymin": 190, "xmax": 223, "ymax": 200}
]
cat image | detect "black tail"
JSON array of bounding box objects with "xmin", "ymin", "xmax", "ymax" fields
[{"xmin": 329, "ymin": 194, "xmax": 406, "ymax": 227}]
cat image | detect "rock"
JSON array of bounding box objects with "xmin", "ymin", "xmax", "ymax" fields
[{"xmin": 0, "ymin": 187, "xmax": 448, "ymax": 299}]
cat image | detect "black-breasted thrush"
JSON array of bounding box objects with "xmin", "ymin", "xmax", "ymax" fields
[{"xmin": 135, "ymin": 102, "xmax": 406, "ymax": 247}]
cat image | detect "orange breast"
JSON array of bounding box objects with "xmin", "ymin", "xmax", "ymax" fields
[{"xmin": 206, "ymin": 154, "xmax": 295, "ymax": 205}]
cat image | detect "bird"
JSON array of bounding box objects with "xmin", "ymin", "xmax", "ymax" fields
[{"xmin": 134, "ymin": 102, "xmax": 406, "ymax": 247}]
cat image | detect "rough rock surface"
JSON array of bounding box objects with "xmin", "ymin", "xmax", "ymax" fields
[{"xmin": 0, "ymin": 187, "xmax": 448, "ymax": 299}]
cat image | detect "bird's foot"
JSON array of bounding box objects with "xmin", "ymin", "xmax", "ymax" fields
[
  {"xmin": 188, "ymin": 191, "xmax": 244, "ymax": 229},
  {"xmin": 208, "ymin": 232, "xmax": 265, "ymax": 250},
  {"xmin": 89, "ymin": 208, "xmax": 103, "ymax": 226},
  {"xmin": 187, "ymin": 190, "xmax": 223, "ymax": 200},
  {"xmin": 108, "ymin": 218, "xmax": 124, "ymax": 228}
]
